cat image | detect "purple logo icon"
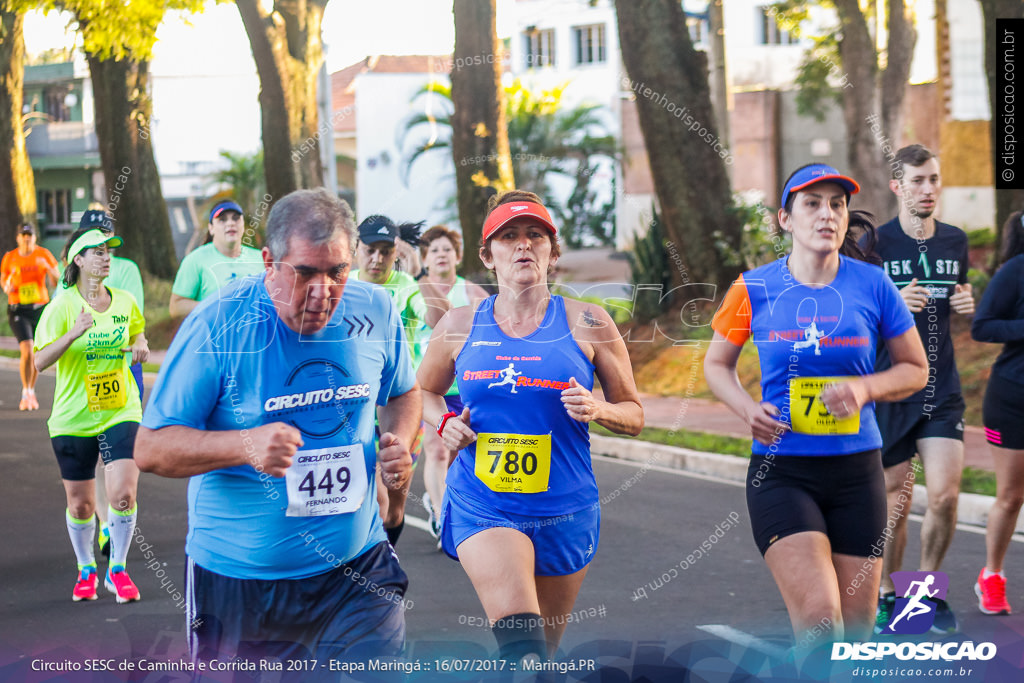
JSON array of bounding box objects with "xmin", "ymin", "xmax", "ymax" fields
[{"xmin": 882, "ymin": 571, "xmax": 949, "ymax": 635}]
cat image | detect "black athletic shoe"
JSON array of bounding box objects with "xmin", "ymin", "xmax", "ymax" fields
[{"xmin": 930, "ymin": 598, "xmax": 959, "ymax": 634}]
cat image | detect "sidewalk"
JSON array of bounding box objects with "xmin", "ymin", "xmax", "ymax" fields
[{"xmin": 2, "ymin": 335, "xmax": 994, "ymax": 472}]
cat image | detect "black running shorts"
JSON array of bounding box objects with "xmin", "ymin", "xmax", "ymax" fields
[
  {"xmin": 983, "ymin": 372, "xmax": 1024, "ymax": 450},
  {"xmin": 7, "ymin": 304, "xmax": 43, "ymax": 343},
  {"xmin": 877, "ymin": 394, "xmax": 965, "ymax": 468},
  {"xmin": 50, "ymin": 421, "xmax": 139, "ymax": 481},
  {"xmin": 747, "ymin": 449, "xmax": 885, "ymax": 557}
]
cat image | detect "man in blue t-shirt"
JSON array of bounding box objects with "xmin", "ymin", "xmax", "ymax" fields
[
  {"xmin": 874, "ymin": 145, "xmax": 975, "ymax": 635},
  {"xmin": 136, "ymin": 188, "xmax": 421, "ymax": 665}
]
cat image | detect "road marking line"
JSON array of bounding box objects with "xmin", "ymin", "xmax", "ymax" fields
[
  {"xmin": 404, "ymin": 515, "xmax": 431, "ymax": 534},
  {"xmin": 696, "ymin": 624, "xmax": 789, "ymax": 660}
]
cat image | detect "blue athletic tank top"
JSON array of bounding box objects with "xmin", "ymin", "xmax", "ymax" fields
[{"xmin": 446, "ymin": 295, "xmax": 597, "ymax": 515}]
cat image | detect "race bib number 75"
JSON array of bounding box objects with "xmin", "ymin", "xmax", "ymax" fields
[
  {"xmin": 475, "ymin": 433, "xmax": 551, "ymax": 494},
  {"xmin": 789, "ymin": 376, "xmax": 860, "ymax": 435},
  {"xmin": 285, "ymin": 445, "xmax": 367, "ymax": 517}
]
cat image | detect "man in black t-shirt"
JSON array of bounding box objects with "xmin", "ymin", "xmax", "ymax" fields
[{"xmin": 874, "ymin": 145, "xmax": 975, "ymax": 635}]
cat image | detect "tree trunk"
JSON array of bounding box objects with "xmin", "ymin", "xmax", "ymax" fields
[
  {"xmin": 236, "ymin": 0, "xmax": 326, "ymax": 203},
  {"xmin": 450, "ymin": 0, "xmax": 514, "ymax": 276},
  {"xmin": 85, "ymin": 53, "xmax": 177, "ymax": 278},
  {"xmin": 0, "ymin": 9, "xmax": 36, "ymax": 245},
  {"xmin": 980, "ymin": 0, "xmax": 1024, "ymax": 269},
  {"xmin": 833, "ymin": 0, "xmax": 916, "ymax": 221},
  {"xmin": 614, "ymin": 0, "xmax": 742, "ymax": 297}
]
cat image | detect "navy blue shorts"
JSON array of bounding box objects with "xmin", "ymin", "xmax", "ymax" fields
[
  {"xmin": 50, "ymin": 421, "xmax": 138, "ymax": 481},
  {"xmin": 440, "ymin": 486, "xmax": 599, "ymax": 576},
  {"xmin": 877, "ymin": 394, "xmax": 965, "ymax": 467},
  {"xmin": 186, "ymin": 540, "xmax": 407, "ymax": 667},
  {"xmin": 747, "ymin": 450, "xmax": 885, "ymax": 557}
]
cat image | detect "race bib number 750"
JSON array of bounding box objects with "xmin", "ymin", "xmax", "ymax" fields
[{"xmin": 285, "ymin": 445, "xmax": 367, "ymax": 517}]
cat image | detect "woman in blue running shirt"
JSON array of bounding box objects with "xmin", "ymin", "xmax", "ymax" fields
[
  {"xmin": 705, "ymin": 165, "xmax": 928, "ymax": 647},
  {"xmin": 418, "ymin": 190, "xmax": 643, "ymax": 661}
]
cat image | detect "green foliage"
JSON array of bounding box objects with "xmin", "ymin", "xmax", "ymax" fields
[
  {"xmin": 400, "ymin": 77, "xmax": 618, "ymax": 245},
  {"xmin": 768, "ymin": 2, "xmax": 845, "ymax": 122},
  {"xmin": 715, "ymin": 191, "xmax": 788, "ymax": 269},
  {"xmin": 968, "ymin": 227, "xmax": 996, "ymax": 248},
  {"xmin": 209, "ymin": 150, "xmax": 265, "ymax": 215},
  {"xmin": 33, "ymin": 0, "xmax": 205, "ymax": 61},
  {"xmin": 968, "ymin": 267, "xmax": 991, "ymax": 300},
  {"xmin": 626, "ymin": 206, "xmax": 671, "ymax": 322}
]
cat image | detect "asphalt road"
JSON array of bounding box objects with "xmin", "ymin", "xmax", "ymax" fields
[{"xmin": 2, "ymin": 365, "xmax": 1024, "ymax": 682}]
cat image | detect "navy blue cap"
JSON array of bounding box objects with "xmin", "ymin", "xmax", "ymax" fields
[
  {"xmin": 210, "ymin": 200, "xmax": 243, "ymax": 221},
  {"xmin": 79, "ymin": 209, "xmax": 112, "ymax": 231},
  {"xmin": 358, "ymin": 215, "xmax": 398, "ymax": 244},
  {"xmin": 781, "ymin": 164, "xmax": 860, "ymax": 208}
]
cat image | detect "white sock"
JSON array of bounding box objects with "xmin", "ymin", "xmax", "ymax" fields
[
  {"xmin": 983, "ymin": 568, "xmax": 1005, "ymax": 580},
  {"xmin": 108, "ymin": 504, "xmax": 137, "ymax": 569},
  {"xmin": 66, "ymin": 510, "xmax": 96, "ymax": 569}
]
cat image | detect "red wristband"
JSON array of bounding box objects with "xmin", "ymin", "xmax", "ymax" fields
[{"xmin": 436, "ymin": 411, "xmax": 458, "ymax": 437}]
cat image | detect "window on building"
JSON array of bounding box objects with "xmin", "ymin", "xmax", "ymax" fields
[
  {"xmin": 524, "ymin": 28, "xmax": 555, "ymax": 68},
  {"xmin": 573, "ymin": 24, "xmax": 606, "ymax": 65},
  {"xmin": 37, "ymin": 189, "xmax": 73, "ymax": 230},
  {"xmin": 42, "ymin": 87, "xmax": 72, "ymax": 122},
  {"xmin": 758, "ymin": 7, "xmax": 798, "ymax": 45}
]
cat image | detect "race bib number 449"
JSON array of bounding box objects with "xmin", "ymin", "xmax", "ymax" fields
[
  {"xmin": 285, "ymin": 445, "xmax": 367, "ymax": 517},
  {"xmin": 475, "ymin": 433, "xmax": 551, "ymax": 494}
]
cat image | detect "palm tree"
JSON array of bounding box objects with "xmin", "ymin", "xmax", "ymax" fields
[
  {"xmin": 208, "ymin": 150, "xmax": 265, "ymax": 219},
  {"xmin": 400, "ymin": 78, "xmax": 619, "ymax": 246}
]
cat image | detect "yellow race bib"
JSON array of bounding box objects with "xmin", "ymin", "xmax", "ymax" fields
[
  {"xmin": 475, "ymin": 433, "xmax": 552, "ymax": 493},
  {"xmin": 17, "ymin": 282, "xmax": 40, "ymax": 304},
  {"xmin": 789, "ymin": 377, "xmax": 860, "ymax": 435},
  {"xmin": 86, "ymin": 369, "xmax": 127, "ymax": 412}
]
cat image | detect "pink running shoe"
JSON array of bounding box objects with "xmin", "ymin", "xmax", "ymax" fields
[
  {"xmin": 73, "ymin": 566, "xmax": 98, "ymax": 601},
  {"xmin": 105, "ymin": 567, "xmax": 141, "ymax": 603},
  {"xmin": 975, "ymin": 569, "xmax": 1011, "ymax": 615}
]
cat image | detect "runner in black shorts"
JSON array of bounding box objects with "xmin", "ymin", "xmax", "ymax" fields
[
  {"xmin": 706, "ymin": 164, "xmax": 927, "ymax": 648},
  {"xmin": 972, "ymin": 208, "xmax": 1024, "ymax": 616},
  {"xmin": 2, "ymin": 223, "xmax": 59, "ymax": 410},
  {"xmin": 33, "ymin": 227, "xmax": 149, "ymax": 603},
  {"xmin": 873, "ymin": 145, "xmax": 975, "ymax": 633}
]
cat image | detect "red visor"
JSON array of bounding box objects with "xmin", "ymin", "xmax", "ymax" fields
[{"xmin": 482, "ymin": 202, "xmax": 558, "ymax": 240}]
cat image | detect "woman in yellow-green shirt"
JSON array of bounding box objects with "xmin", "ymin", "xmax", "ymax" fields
[{"xmin": 34, "ymin": 226, "xmax": 148, "ymax": 604}]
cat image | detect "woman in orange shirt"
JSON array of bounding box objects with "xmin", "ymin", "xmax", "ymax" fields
[{"xmin": 1, "ymin": 223, "xmax": 59, "ymax": 410}]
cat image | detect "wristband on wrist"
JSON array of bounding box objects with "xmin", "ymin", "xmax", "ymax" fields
[{"xmin": 436, "ymin": 411, "xmax": 458, "ymax": 437}]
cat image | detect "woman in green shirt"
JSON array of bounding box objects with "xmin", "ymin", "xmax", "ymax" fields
[{"xmin": 34, "ymin": 226, "xmax": 149, "ymax": 604}]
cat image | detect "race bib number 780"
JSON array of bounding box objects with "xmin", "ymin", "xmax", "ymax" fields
[
  {"xmin": 475, "ymin": 433, "xmax": 552, "ymax": 494},
  {"xmin": 285, "ymin": 445, "xmax": 367, "ymax": 517}
]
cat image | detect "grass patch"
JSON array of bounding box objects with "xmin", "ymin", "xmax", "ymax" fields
[
  {"xmin": 595, "ymin": 422, "xmax": 999, "ymax": 497},
  {"xmin": 592, "ymin": 422, "xmax": 752, "ymax": 457}
]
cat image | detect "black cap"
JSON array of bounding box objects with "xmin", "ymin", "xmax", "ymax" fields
[
  {"xmin": 18, "ymin": 223, "xmax": 35, "ymax": 235},
  {"xmin": 358, "ymin": 215, "xmax": 398, "ymax": 244},
  {"xmin": 79, "ymin": 209, "xmax": 113, "ymax": 231}
]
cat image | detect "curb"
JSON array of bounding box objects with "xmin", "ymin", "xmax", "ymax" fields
[{"xmin": 590, "ymin": 434, "xmax": 1015, "ymax": 534}]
